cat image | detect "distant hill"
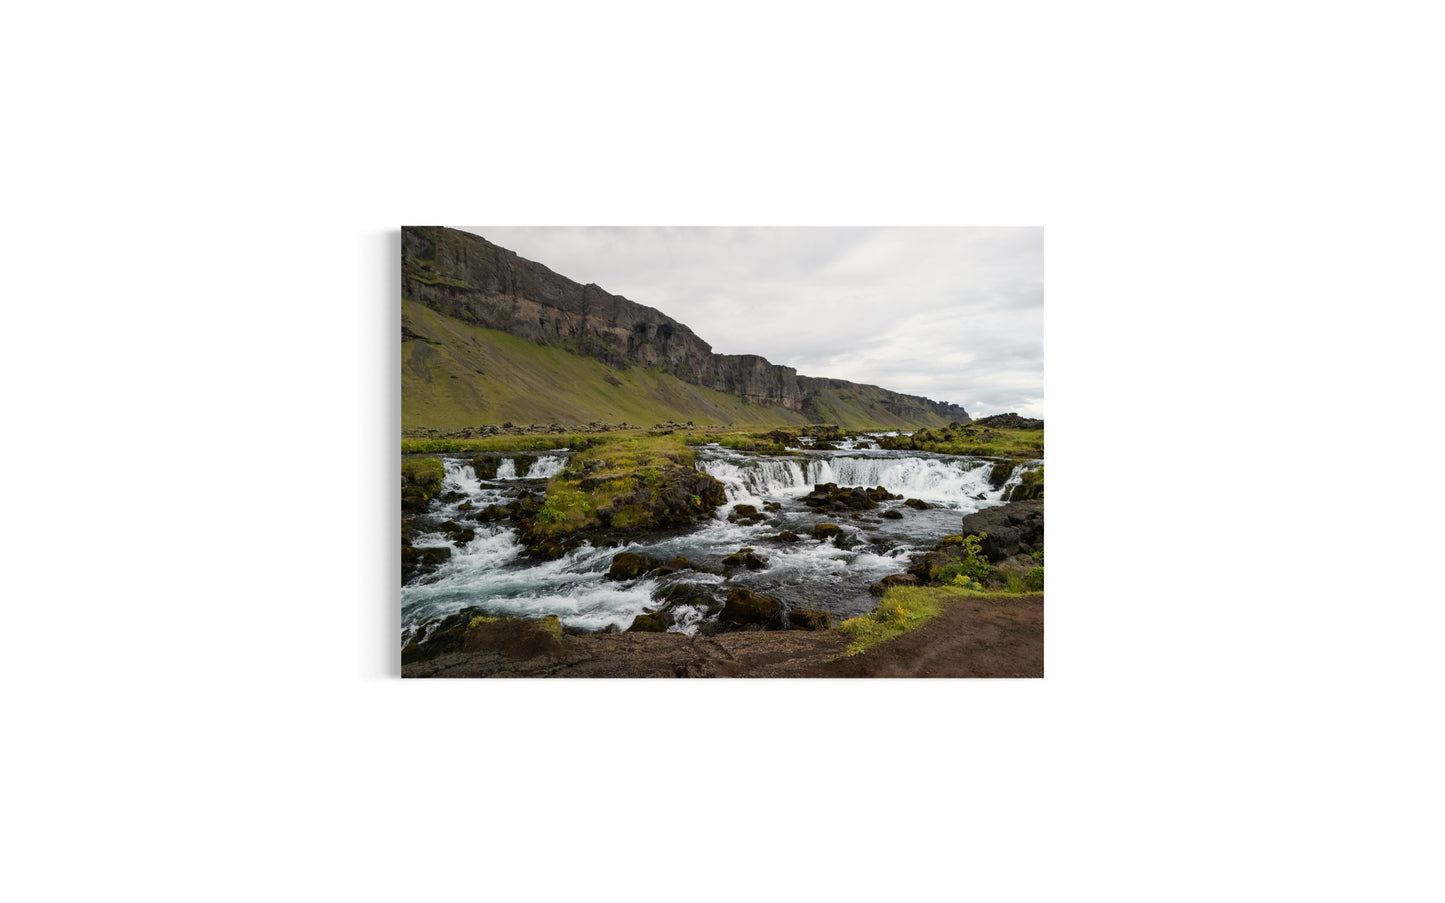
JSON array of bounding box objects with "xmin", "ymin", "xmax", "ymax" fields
[{"xmin": 401, "ymin": 226, "xmax": 971, "ymax": 431}]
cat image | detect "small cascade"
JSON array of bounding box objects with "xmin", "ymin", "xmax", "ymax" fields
[
  {"xmin": 495, "ymin": 458, "xmax": 518, "ymax": 480},
  {"xmin": 699, "ymin": 458, "xmax": 811, "ymax": 500},
  {"xmin": 524, "ymin": 455, "xmax": 566, "ymax": 480},
  {"xmin": 998, "ymin": 460, "xmax": 1041, "ymax": 498}
]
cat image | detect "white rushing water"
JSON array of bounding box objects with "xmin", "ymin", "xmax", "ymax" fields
[
  {"xmin": 696, "ymin": 447, "xmax": 1012, "ymax": 509},
  {"xmin": 402, "ymin": 448, "xmax": 1040, "ymax": 643}
]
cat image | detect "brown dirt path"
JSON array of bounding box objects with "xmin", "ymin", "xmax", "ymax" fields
[
  {"xmin": 799, "ymin": 593, "xmax": 1043, "ymax": 678},
  {"xmin": 401, "ymin": 593, "xmax": 1042, "ymax": 678}
]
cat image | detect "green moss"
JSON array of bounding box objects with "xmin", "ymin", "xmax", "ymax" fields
[
  {"xmin": 538, "ymin": 615, "xmax": 563, "ymax": 639},
  {"xmin": 837, "ymin": 587, "xmax": 947, "ymax": 656},
  {"xmin": 401, "ymin": 457, "xmax": 445, "ymax": 488},
  {"xmin": 1008, "ymin": 465, "xmax": 1044, "ymax": 501}
]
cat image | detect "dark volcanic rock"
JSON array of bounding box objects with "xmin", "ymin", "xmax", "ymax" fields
[
  {"xmin": 787, "ymin": 608, "xmax": 831, "ymax": 630},
  {"xmin": 628, "ymin": 611, "xmax": 675, "ymax": 633},
  {"xmin": 606, "ymin": 551, "xmax": 654, "ymax": 581},
  {"xmin": 462, "ymin": 616, "xmax": 566, "ymax": 659},
  {"xmin": 803, "ymin": 483, "xmax": 879, "ymax": 512},
  {"xmin": 869, "ymin": 573, "xmax": 922, "ymax": 596},
  {"xmin": 659, "ymin": 583, "xmax": 723, "ymax": 614},
  {"xmin": 974, "ymin": 412, "xmax": 1043, "ymax": 430},
  {"xmin": 721, "ymin": 547, "xmax": 769, "ymax": 570},
  {"xmin": 720, "ymin": 588, "xmax": 784, "ymax": 629},
  {"xmin": 655, "ymin": 555, "xmax": 695, "ymax": 576},
  {"xmin": 471, "ymin": 456, "xmax": 500, "ymax": 480},
  {"xmin": 401, "ymin": 545, "xmax": 453, "ymax": 583},
  {"xmin": 989, "ymin": 460, "xmax": 1017, "ymax": 490},
  {"xmin": 880, "ymin": 509, "xmax": 904, "ymax": 519},
  {"xmin": 958, "ymin": 499, "xmax": 1045, "ymax": 562}
]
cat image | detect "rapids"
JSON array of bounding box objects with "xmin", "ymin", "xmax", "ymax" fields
[{"xmin": 401, "ymin": 440, "xmax": 1040, "ymax": 642}]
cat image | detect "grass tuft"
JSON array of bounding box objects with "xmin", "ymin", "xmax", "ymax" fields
[{"xmin": 837, "ymin": 587, "xmax": 947, "ymax": 657}]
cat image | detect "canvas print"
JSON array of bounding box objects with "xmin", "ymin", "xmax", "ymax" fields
[{"xmin": 400, "ymin": 226, "xmax": 1043, "ymax": 677}]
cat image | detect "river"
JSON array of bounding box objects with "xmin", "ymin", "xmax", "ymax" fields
[{"xmin": 400, "ymin": 435, "xmax": 1039, "ymax": 642}]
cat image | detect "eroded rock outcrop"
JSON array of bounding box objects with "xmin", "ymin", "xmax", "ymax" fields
[{"xmin": 402, "ymin": 226, "xmax": 971, "ymax": 421}]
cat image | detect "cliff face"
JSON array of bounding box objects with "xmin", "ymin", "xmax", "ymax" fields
[{"xmin": 402, "ymin": 226, "xmax": 968, "ymax": 421}]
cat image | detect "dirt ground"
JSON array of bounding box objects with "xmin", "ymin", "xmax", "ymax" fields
[{"xmin": 401, "ymin": 593, "xmax": 1043, "ymax": 678}]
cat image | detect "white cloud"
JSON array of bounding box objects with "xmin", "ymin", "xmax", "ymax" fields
[{"xmin": 459, "ymin": 226, "xmax": 1043, "ymax": 418}]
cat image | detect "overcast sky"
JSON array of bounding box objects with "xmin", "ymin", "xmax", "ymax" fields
[{"xmin": 458, "ymin": 227, "xmax": 1043, "ymax": 419}]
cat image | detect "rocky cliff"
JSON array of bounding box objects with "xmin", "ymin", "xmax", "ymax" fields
[{"xmin": 402, "ymin": 226, "xmax": 970, "ymax": 422}]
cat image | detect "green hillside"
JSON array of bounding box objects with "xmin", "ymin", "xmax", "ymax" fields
[{"xmin": 402, "ymin": 298, "xmax": 962, "ymax": 432}]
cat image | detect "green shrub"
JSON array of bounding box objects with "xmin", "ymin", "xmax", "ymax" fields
[{"xmin": 1022, "ymin": 567, "xmax": 1044, "ymax": 591}]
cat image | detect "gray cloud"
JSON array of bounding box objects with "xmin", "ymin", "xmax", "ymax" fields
[{"xmin": 460, "ymin": 227, "xmax": 1043, "ymax": 419}]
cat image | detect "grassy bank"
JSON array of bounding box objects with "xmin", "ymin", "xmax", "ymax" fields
[
  {"xmin": 402, "ymin": 298, "xmax": 969, "ymax": 432},
  {"xmin": 879, "ymin": 422, "xmax": 1043, "ymax": 458}
]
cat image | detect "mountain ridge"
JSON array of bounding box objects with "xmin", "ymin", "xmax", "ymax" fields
[{"xmin": 401, "ymin": 226, "xmax": 971, "ymax": 428}]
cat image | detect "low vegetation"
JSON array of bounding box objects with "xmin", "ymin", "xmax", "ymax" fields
[
  {"xmin": 839, "ymin": 587, "xmax": 947, "ymax": 656},
  {"xmin": 879, "ymin": 422, "xmax": 1043, "ymax": 459},
  {"xmin": 520, "ymin": 434, "xmax": 725, "ymax": 556},
  {"xmin": 1005, "ymin": 464, "xmax": 1044, "ymax": 501},
  {"xmin": 400, "ymin": 457, "xmax": 445, "ymax": 514},
  {"xmin": 402, "ymin": 435, "xmax": 585, "ymax": 454}
]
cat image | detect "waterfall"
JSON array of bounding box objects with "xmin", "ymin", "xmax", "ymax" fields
[
  {"xmin": 698, "ymin": 452, "xmax": 1009, "ymax": 505},
  {"xmin": 524, "ymin": 455, "xmax": 566, "ymax": 479},
  {"xmin": 698, "ymin": 458, "xmax": 811, "ymax": 499}
]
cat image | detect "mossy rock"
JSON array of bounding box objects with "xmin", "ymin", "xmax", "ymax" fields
[
  {"xmin": 813, "ymin": 523, "xmax": 843, "ymax": 541},
  {"xmin": 402, "ymin": 544, "xmax": 454, "ymax": 583},
  {"xmin": 654, "ymin": 555, "xmax": 695, "ymax": 575},
  {"xmin": 462, "ymin": 615, "xmax": 566, "ymax": 658},
  {"xmin": 720, "ymin": 587, "xmax": 784, "ymax": 629},
  {"xmin": 773, "ymin": 531, "xmax": 801, "ymax": 543},
  {"xmin": 903, "ymin": 498, "xmax": 932, "ymax": 510},
  {"xmin": 606, "ymin": 551, "xmax": 654, "ymax": 581},
  {"xmin": 659, "ymin": 582, "xmax": 723, "ymax": 613},
  {"xmin": 787, "ymin": 608, "xmax": 831, "ymax": 630},
  {"xmin": 989, "ymin": 460, "xmax": 1016, "ymax": 490},
  {"xmin": 880, "ymin": 509, "xmax": 904, "ymax": 520},
  {"xmin": 472, "ymin": 504, "xmax": 507, "ymax": 522},
  {"xmin": 403, "ymin": 605, "xmax": 486, "ymax": 663},
  {"xmin": 721, "ymin": 547, "xmax": 769, "ymax": 570},
  {"xmin": 471, "ymin": 456, "xmax": 501, "ymax": 480},
  {"xmin": 868, "ymin": 573, "xmax": 922, "ymax": 596},
  {"xmin": 627, "ymin": 611, "xmax": 675, "ymax": 632}
]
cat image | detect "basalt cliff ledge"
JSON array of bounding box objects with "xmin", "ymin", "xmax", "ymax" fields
[{"xmin": 402, "ymin": 226, "xmax": 970, "ymax": 424}]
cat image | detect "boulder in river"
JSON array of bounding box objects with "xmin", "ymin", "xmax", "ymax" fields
[
  {"xmin": 606, "ymin": 551, "xmax": 654, "ymax": 581},
  {"xmin": 720, "ymin": 587, "xmax": 784, "ymax": 629},
  {"xmin": 627, "ymin": 611, "xmax": 675, "ymax": 632},
  {"xmin": 787, "ymin": 608, "xmax": 831, "ymax": 630},
  {"xmin": 655, "ymin": 556, "xmax": 695, "ymax": 576},
  {"xmin": 722, "ymin": 547, "xmax": 769, "ymax": 570}
]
